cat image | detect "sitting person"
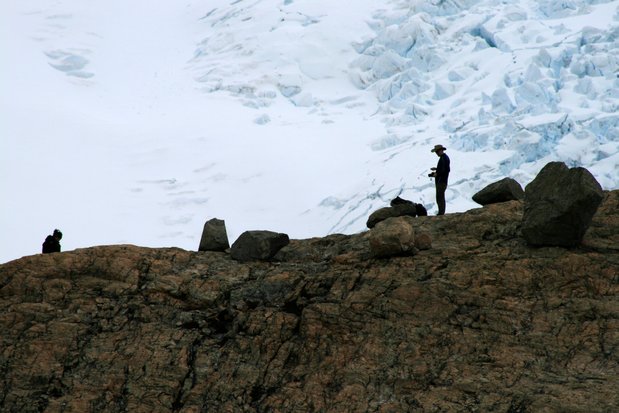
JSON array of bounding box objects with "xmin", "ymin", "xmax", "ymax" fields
[{"xmin": 42, "ymin": 229, "xmax": 63, "ymax": 254}]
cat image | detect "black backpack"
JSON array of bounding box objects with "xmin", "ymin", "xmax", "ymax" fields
[
  {"xmin": 391, "ymin": 196, "xmax": 427, "ymax": 217},
  {"xmin": 415, "ymin": 203, "xmax": 428, "ymax": 216}
]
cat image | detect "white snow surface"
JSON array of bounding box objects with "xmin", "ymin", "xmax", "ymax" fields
[{"xmin": 2, "ymin": 0, "xmax": 619, "ymax": 263}]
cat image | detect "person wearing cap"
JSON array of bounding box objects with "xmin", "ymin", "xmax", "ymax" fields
[
  {"xmin": 42, "ymin": 229, "xmax": 63, "ymax": 254},
  {"xmin": 429, "ymin": 144, "xmax": 450, "ymax": 215}
]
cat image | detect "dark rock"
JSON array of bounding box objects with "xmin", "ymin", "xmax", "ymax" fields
[
  {"xmin": 472, "ymin": 177, "xmax": 524, "ymax": 205},
  {"xmin": 231, "ymin": 230, "xmax": 290, "ymax": 262},
  {"xmin": 522, "ymin": 162, "xmax": 604, "ymax": 247},
  {"xmin": 198, "ymin": 218, "xmax": 230, "ymax": 252},
  {"xmin": 369, "ymin": 216, "xmax": 416, "ymax": 257},
  {"xmin": 367, "ymin": 204, "xmax": 417, "ymax": 228}
]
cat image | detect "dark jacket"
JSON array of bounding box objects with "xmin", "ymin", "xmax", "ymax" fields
[
  {"xmin": 435, "ymin": 153, "xmax": 450, "ymax": 185},
  {"xmin": 42, "ymin": 236, "xmax": 61, "ymax": 254}
]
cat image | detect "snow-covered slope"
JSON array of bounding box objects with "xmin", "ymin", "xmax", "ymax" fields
[{"xmin": 2, "ymin": 0, "xmax": 618, "ymax": 263}]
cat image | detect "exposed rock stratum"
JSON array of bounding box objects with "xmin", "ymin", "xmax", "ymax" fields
[{"xmin": 1, "ymin": 192, "xmax": 618, "ymax": 412}]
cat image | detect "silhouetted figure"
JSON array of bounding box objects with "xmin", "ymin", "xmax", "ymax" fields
[
  {"xmin": 429, "ymin": 144, "xmax": 450, "ymax": 215},
  {"xmin": 42, "ymin": 229, "xmax": 62, "ymax": 254}
]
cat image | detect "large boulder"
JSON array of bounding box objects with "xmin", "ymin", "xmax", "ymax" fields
[
  {"xmin": 198, "ymin": 218, "xmax": 230, "ymax": 252},
  {"xmin": 231, "ymin": 230, "xmax": 290, "ymax": 262},
  {"xmin": 369, "ymin": 216, "xmax": 416, "ymax": 257},
  {"xmin": 522, "ymin": 162, "xmax": 604, "ymax": 247},
  {"xmin": 472, "ymin": 177, "xmax": 524, "ymax": 205},
  {"xmin": 367, "ymin": 204, "xmax": 418, "ymax": 228}
]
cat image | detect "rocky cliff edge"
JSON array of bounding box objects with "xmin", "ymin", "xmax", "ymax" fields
[{"xmin": 1, "ymin": 191, "xmax": 618, "ymax": 412}]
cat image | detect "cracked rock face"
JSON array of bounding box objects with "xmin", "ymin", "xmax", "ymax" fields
[{"xmin": 1, "ymin": 192, "xmax": 618, "ymax": 412}]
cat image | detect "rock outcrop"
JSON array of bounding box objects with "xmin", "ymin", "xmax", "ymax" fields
[
  {"xmin": 1, "ymin": 191, "xmax": 618, "ymax": 412},
  {"xmin": 472, "ymin": 177, "xmax": 524, "ymax": 205},
  {"xmin": 522, "ymin": 162, "xmax": 604, "ymax": 247}
]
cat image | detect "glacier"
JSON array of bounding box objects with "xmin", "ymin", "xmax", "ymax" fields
[
  {"xmin": 330, "ymin": 0, "xmax": 619, "ymax": 233},
  {"xmin": 1, "ymin": 0, "xmax": 618, "ymax": 263}
]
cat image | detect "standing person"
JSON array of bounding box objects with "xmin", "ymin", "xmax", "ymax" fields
[
  {"xmin": 42, "ymin": 229, "xmax": 63, "ymax": 254},
  {"xmin": 429, "ymin": 144, "xmax": 450, "ymax": 215}
]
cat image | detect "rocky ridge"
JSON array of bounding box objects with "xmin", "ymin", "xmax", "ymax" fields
[{"xmin": 1, "ymin": 191, "xmax": 618, "ymax": 412}]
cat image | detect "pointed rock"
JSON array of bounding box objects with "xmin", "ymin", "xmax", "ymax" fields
[{"xmin": 198, "ymin": 218, "xmax": 230, "ymax": 252}]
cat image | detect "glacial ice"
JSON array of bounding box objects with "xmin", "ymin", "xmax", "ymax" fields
[
  {"xmin": 491, "ymin": 88, "xmax": 515, "ymax": 113},
  {"xmin": 349, "ymin": 0, "xmax": 619, "ymax": 164},
  {"xmin": 334, "ymin": 0, "xmax": 619, "ymax": 232},
  {"xmin": 254, "ymin": 114, "xmax": 271, "ymax": 125},
  {"xmin": 46, "ymin": 50, "xmax": 92, "ymax": 78}
]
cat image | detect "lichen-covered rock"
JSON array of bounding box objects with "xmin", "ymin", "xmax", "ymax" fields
[
  {"xmin": 522, "ymin": 162, "xmax": 604, "ymax": 246},
  {"xmin": 1, "ymin": 191, "xmax": 618, "ymax": 412},
  {"xmin": 369, "ymin": 216, "xmax": 416, "ymax": 257},
  {"xmin": 472, "ymin": 177, "xmax": 524, "ymax": 205}
]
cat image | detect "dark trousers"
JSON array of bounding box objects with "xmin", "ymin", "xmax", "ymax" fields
[{"xmin": 435, "ymin": 182, "xmax": 447, "ymax": 215}]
